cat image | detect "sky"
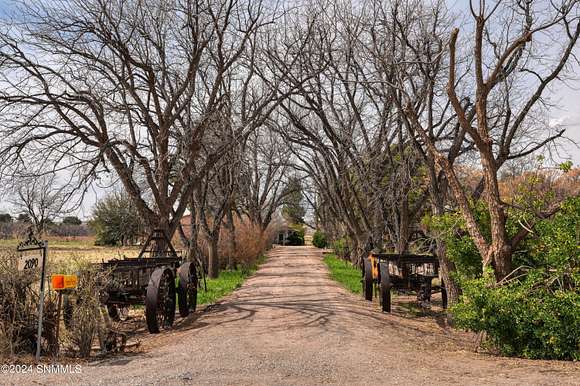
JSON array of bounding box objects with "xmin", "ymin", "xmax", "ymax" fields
[{"xmin": 0, "ymin": 0, "xmax": 578, "ymax": 218}]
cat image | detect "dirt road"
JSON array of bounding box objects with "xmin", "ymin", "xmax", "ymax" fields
[{"xmin": 4, "ymin": 246, "xmax": 579, "ymax": 385}]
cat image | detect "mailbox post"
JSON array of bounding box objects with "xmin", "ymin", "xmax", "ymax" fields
[{"xmin": 51, "ymin": 274, "xmax": 78, "ymax": 356}]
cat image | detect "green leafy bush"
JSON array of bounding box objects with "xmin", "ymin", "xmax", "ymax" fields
[
  {"xmin": 424, "ymin": 204, "xmax": 488, "ymax": 279},
  {"xmin": 286, "ymin": 225, "xmax": 305, "ymax": 246},
  {"xmin": 312, "ymin": 230, "xmax": 327, "ymax": 248},
  {"xmin": 452, "ymin": 198, "xmax": 580, "ymax": 360},
  {"xmin": 90, "ymin": 191, "xmax": 144, "ymax": 246},
  {"xmin": 452, "ymin": 270, "xmax": 579, "ymax": 360},
  {"xmin": 526, "ymin": 197, "xmax": 580, "ymax": 271},
  {"xmin": 331, "ymin": 238, "xmax": 349, "ymax": 259}
]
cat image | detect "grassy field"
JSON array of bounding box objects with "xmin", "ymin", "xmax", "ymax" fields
[
  {"xmin": 198, "ymin": 255, "xmax": 266, "ymax": 305},
  {"xmin": 323, "ymin": 253, "xmax": 362, "ymax": 295},
  {"xmin": 0, "ymin": 236, "xmax": 141, "ymax": 262}
]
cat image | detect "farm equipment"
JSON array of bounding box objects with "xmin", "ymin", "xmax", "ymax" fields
[
  {"xmin": 64, "ymin": 229, "xmax": 202, "ymax": 335},
  {"xmin": 98, "ymin": 229, "xmax": 201, "ymax": 333},
  {"xmin": 362, "ymin": 252, "xmax": 447, "ymax": 312}
]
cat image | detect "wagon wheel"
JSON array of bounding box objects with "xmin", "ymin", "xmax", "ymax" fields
[
  {"xmin": 177, "ymin": 262, "xmax": 198, "ymax": 317},
  {"xmin": 379, "ymin": 262, "xmax": 392, "ymax": 312},
  {"xmin": 363, "ymin": 258, "xmax": 373, "ymax": 301},
  {"xmin": 145, "ymin": 267, "xmax": 176, "ymax": 334}
]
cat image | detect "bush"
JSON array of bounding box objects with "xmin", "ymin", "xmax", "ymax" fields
[
  {"xmin": 196, "ymin": 216, "xmax": 276, "ymax": 269},
  {"xmin": 312, "ymin": 230, "xmax": 327, "ymax": 248},
  {"xmin": 331, "ymin": 238, "xmax": 349, "ymax": 259},
  {"xmin": 286, "ymin": 231, "xmax": 304, "ymax": 246},
  {"xmin": 452, "ymin": 270, "xmax": 579, "ymax": 360},
  {"xmin": 62, "ymin": 216, "xmax": 82, "ymax": 226},
  {"xmin": 90, "ymin": 192, "xmax": 144, "ymax": 246},
  {"xmin": 452, "ymin": 198, "xmax": 580, "ymax": 360},
  {"xmin": 285, "ymin": 225, "xmax": 305, "ymax": 246},
  {"xmin": 0, "ymin": 252, "xmax": 59, "ymax": 356},
  {"xmin": 423, "ymin": 202, "xmax": 489, "ymax": 280}
]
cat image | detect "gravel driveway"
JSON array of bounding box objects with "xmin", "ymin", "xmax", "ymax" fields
[{"xmin": 4, "ymin": 246, "xmax": 579, "ymax": 385}]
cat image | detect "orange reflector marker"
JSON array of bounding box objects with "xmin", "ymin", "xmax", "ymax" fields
[
  {"xmin": 51, "ymin": 274, "xmax": 78, "ymax": 290},
  {"xmin": 52, "ymin": 275, "xmax": 64, "ymax": 290}
]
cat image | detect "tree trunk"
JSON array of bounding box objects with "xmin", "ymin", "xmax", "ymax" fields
[
  {"xmin": 491, "ymin": 244, "xmax": 513, "ymax": 281},
  {"xmin": 151, "ymin": 218, "xmax": 171, "ymax": 255},
  {"xmin": 352, "ymin": 235, "xmax": 371, "ymax": 267},
  {"xmin": 207, "ymin": 233, "xmax": 220, "ymax": 279},
  {"xmin": 225, "ymin": 210, "xmax": 236, "ymax": 269},
  {"xmin": 397, "ymin": 199, "xmax": 410, "ymax": 254},
  {"xmin": 435, "ymin": 239, "xmax": 460, "ymax": 306},
  {"xmin": 258, "ymin": 225, "xmax": 268, "ymax": 255},
  {"xmin": 430, "ymin": 198, "xmax": 461, "ymax": 306},
  {"xmin": 480, "ymin": 145, "xmax": 512, "ymax": 280}
]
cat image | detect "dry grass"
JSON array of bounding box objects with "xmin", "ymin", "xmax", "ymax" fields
[
  {"xmin": 0, "ymin": 236, "xmax": 141, "ymax": 263},
  {"xmin": 52, "ymin": 256, "xmax": 113, "ymax": 358},
  {"xmin": 196, "ymin": 217, "xmax": 279, "ymax": 268}
]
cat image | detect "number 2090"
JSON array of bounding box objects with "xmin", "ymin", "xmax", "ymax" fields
[{"xmin": 23, "ymin": 258, "xmax": 39, "ymax": 269}]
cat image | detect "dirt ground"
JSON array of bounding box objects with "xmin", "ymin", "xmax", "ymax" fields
[{"xmin": 3, "ymin": 246, "xmax": 579, "ymax": 385}]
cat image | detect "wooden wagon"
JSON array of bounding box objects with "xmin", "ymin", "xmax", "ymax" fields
[
  {"xmin": 362, "ymin": 252, "xmax": 447, "ymax": 312},
  {"xmin": 65, "ymin": 229, "xmax": 201, "ymax": 334}
]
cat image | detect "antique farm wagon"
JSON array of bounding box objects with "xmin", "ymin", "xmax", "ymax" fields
[
  {"xmin": 98, "ymin": 229, "xmax": 200, "ymax": 333},
  {"xmin": 362, "ymin": 252, "xmax": 447, "ymax": 312}
]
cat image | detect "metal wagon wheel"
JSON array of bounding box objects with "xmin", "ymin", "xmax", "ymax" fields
[
  {"xmin": 363, "ymin": 258, "xmax": 373, "ymax": 301},
  {"xmin": 177, "ymin": 262, "xmax": 198, "ymax": 317},
  {"xmin": 379, "ymin": 262, "xmax": 392, "ymax": 312},
  {"xmin": 145, "ymin": 267, "xmax": 176, "ymax": 334}
]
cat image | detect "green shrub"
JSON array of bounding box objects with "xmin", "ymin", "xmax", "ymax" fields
[
  {"xmin": 331, "ymin": 238, "xmax": 348, "ymax": 259},
  {"xmin": 90, "ymin": 191, "xmax": 144, "ymax": 246},
  {"xmin": 286, "ymin": 225, "xmax": 305, "ymax": 246},
  {"xmin": 525, "ymin": 197, "xmax": 580, "ymax": 271},
  {"xmin": 423, "ymin": 202, "xmax": 489, "ymax": 280},
  {"xmin": 312, "ymin": 230, "xmax": 327, "ymax": 248},
  {"xmin": 452, "ymin": 270, "xmax": 579, "ymax": 360},
  {"xmin": 452, "ymin": 198, "xmax": 580, "ymax": 360}
]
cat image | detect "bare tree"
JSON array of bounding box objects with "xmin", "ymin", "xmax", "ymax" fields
[
  {"xmin": 239, "ymin": 125, "xmax": 294, "ymax": 234},
  {"xmin": 0, "ymin": 0, "xmax": 282, "ymax": 244},
  {"xmin": 10, "ymin": 174, "xmax": 70, "ymax": 237},
  {"xmin": 403, "ymin": 0, "xmax": 579, "ymax": 280},
  {"xmin": 274, "ymin": 1, "xmax": 431, "ymax": 265},
  {"xmin": 194, "ymin": 113, "xmax": 241, "ymax": 278}
]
